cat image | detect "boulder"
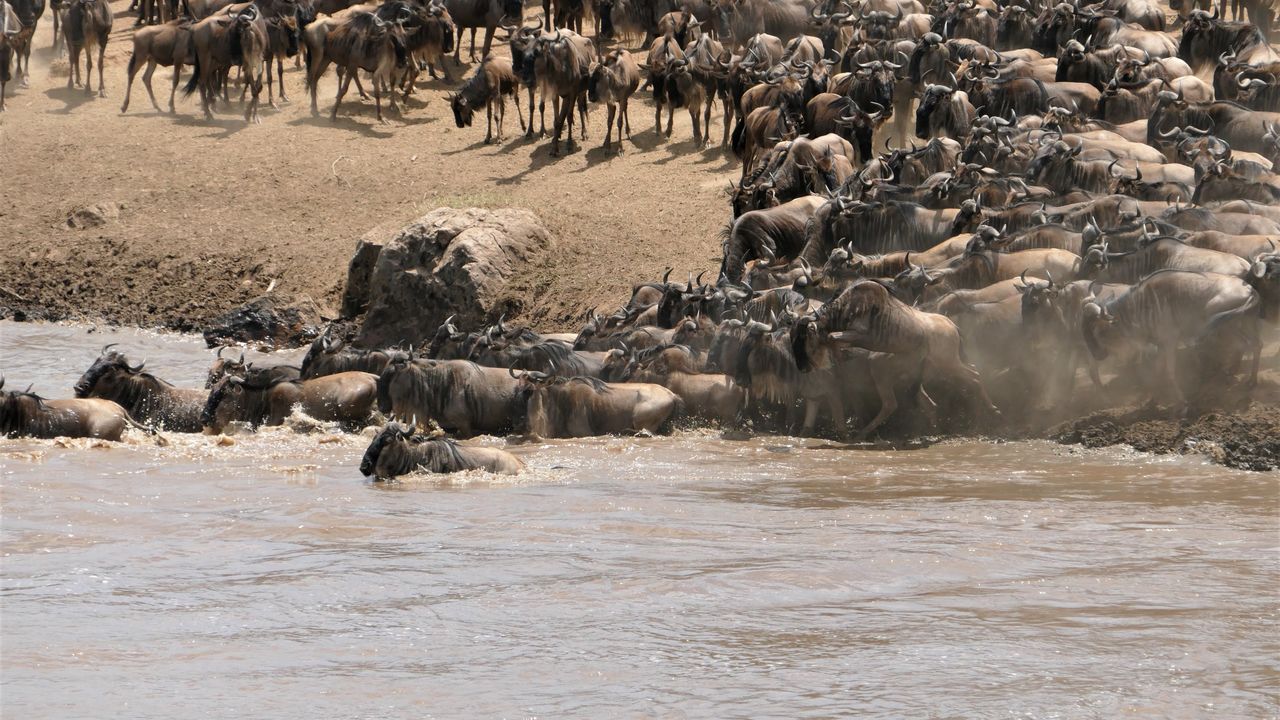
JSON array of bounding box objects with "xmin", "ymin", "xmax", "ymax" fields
[
  {"xmin": 202, "ymin": 294, "xmax": 327, "ymax": 348},
  {"xmin": 355, "ymin": 207, "xmax": 554, "ymax": 348},
  {"xmin": 340, "ymin": 222, "xmax": 398, "ymax": 319}
]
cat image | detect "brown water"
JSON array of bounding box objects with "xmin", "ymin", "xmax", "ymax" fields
[{"xmin": 2, "ymin": 321, "xmax": 1278, "ymax": 718}]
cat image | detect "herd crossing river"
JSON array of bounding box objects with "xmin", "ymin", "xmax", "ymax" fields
[{"xmin": 1, "ymin": 321, "xmax": 1277, "ymax": 717}]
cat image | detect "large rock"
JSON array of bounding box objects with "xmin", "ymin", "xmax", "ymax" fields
[
  {"xmin": 355, "ymin": 207, "xmax": 554, "ymax": 348},
  {"xmin": 340, "ymin": 222, "xmax": 398, "ymax": 319},
  {"xmin": 202, "ymin": 294, "xmax": 327, "ymax": 348}
]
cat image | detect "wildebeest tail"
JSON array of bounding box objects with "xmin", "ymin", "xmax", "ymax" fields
[
  {"xmin": 182, "ymin": 50, "xmax": 201, "ymax": 97},
  {"xmin": 125, "ymin": 51, "xmax": 140, "ymax": 81}
]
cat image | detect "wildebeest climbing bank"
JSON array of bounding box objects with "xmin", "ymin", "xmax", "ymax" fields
[{"xmin": 3, "ymin": 0, "xmax": 1280, "ymax": 473}]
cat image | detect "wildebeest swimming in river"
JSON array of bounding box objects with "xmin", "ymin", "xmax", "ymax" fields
[
  {"xmin": 75, "ymin": 345, "xmax": 207, "ymax": 433},
  {"xmin": 1, "ymin": 377, "xmax": 150, "ymax": 441},
  {"xmin": 359, "ymin": 421, "xmax": 524, "ymax": 479}
]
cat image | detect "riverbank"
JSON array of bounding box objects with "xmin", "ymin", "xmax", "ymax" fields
[{"xmin": 1, "ymin": 0, "xmax": 734, "ymax": 332}]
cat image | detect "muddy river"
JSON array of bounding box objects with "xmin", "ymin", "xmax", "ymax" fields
[{"xmin": 1, "ymin": 321, "xmax": 1276, "ymax": 717}]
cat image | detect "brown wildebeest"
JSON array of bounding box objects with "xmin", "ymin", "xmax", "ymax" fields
[
  {"xmin": 1, "ymin": 1, "xmax": 18, "ymax": 111},
  {"xmin": 263, "ymin": 11, "xmax": 300, "ymax": 106},
  {"xmin": 201, "ymin": 371, "xmax": 379, "ymax": 432},
  {"xmin": 63, "ymin": 0, "xmax": 111, "ymax": 97},
  {"xmin": 538, "ymin": 28, "xmax": 595, "ymax": 155},
  {"xmin": 73, "ymin": 347, "xmax": 208, "ymax": 433},
  {"xmin": 306, "ymin": 9, "xmax": 408, "ymax": 122},
  {"xmin": 206, "ymin": 346, "xmax": 302, "ymax": 388},
  {"xmin": 376, "ymin": 355, "xmax": 523, "ymax": 437},
  {"xmin": 512, "ymin": 371, "xmax": 679, "ymax": 438},
  {"xmin": 359, "ymin": 422, "xmax": 524, "ymax": 478},
  {"xmin": 645, "ymin": 32, "xmax": 684, "ymax": 137},
  {"xmin": 121, "ymin": 19, "xmax": 193, "ymax": 113},
  {"xmin": 587, "ymin": 48, "xmax": 640, "ymax": 149},
  {"xmin": 792, "ymin": 279, "xmax": 1000, "ymax": 436},
  {"xmin": 1, "ymin": 378, "xmax": 150, "ymax": 441},
  {"xmin": 182, "ymin": 5, "xmax": 268, "ymax": 122},
  {"xmin": 444, "ymin": 0, "xmax": 521, "ymax": 64},
  {"xmin": 449, "ymin": 54, "xmax": 524, "ymax": 143}
]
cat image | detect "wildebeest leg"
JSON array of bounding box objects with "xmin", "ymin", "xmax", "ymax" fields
[
  {"xmin": 373, "ymin": 77, "xmax": 385, "ymax": 123},
  {"xmin": 169, "ymin": 60, "xmax": 182, "ymax": 113},
  {"xmin": 331, "ymin": 70, "xmax": 353, "ymax": 120},
  {"xmin": 621, "ymin": 95, "xmax": 631, "ymax": 138},
  {"xmin": 467, "ymin": 27, "xmax": 477, "ymax": 62},
  {"xmin": 702, "ymin": 95, "xmax": 713, "ymax": 148},
  {"xmin": 604, "ymin": 101, "xmax": 615, "ymax": 148},
  {"xmin": 497, "ymin": 94, "xmax": 506, "ymax": 142},
  {"xmin": 543, "ymin": 0, "xmax": 551, "ymax": 28},
  {"xmin": 654, "ymin": 96, "xmax": 662, "ymax": 135},
  {"xmin": 524, "ymin": 85, "xmax": 535, "ymax": 136},
  {"xmin": 354, "ymin": 72, "xmax": 369, "ymax": 100},
  {"xmin": 142, "ymin": 60, "xmax": 161, "ymax": 112},
  {"xmin": 485, "ymin": 94, "xmax": 494, "ymax": 143},
  {"xmin": 480, "ymin": 27, "xmax": 494, "ymax": 60},
  {"xmin": 577, "ymin": 92, "xmax": 587, "ymax": 139},
  {"xmin": 689, "ymin": 104, "xmax": 702, "ymax": 146},
  {"xmin": 512, "ymin": 89, "xmax": 525, "ymax": 132},
  {"xmin": 856, "ymin": 364, "xmax": 899, "ymax": 441},
  {"xmin": 67, "ymin": 44, "xmax": 79, "ymax": 88},
  {"xmin": 551, "ymin": 93, "xmax": 569, "ymax": 155},
  {"xmin": 665, "ymin": 102, "xmax": 674, "ymax": 137}
]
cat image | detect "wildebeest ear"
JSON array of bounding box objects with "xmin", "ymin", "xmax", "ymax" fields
[{"xmin": 1253, "ymin": 261, "xmax": 1268, "ymax": 278}]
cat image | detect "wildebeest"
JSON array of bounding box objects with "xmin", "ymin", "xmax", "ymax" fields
[
  {"xmin": 1, "ymin": 378, "xmax": 149, "ymax": 441},
  {"xmin": 720, "ymin": 195, "xmax": 824, "ymax": 283},
  {"xmin": 1081, "ymin": 237, "xmax": 1251, "ymax": 283},
  {"xmin": 202, "ymin": 371, "xmax": 378, "ymax": 432},
  {"xmin": 513, "ymin": 371, "xmax": 679, "ymax": 438},
  {"xmin": 305, "ymin": 9, "xmax": 407, "ymax": 123},
  {"xmin": 376, "ymin": 356, "xmax": 522, "ymax": 437},
  {"xmin": 587, "ymin": 48, "xmax": 640, "ymax": 149},
  {"xmin": 1, "ymin": 1, "xmax": 18, "ymax": 111},
  {"xmin": 299, "ymin": 332, "xmax": 393, "ymax": 379},
  {"xmin": 74, "ymin": 347, "xmax": 208, "ymax": 432},
  {"xmin": 183, "ymin": 4, "xmax": 268, "ymax": 122},
  {"xmin": 63, "ymin": 0, "xmax": 111, "ymax": 97},
  {"xmin": 121, "ymin": 19, "xmax": 193, "ymax": 113},
  {"xmin": 538, "ymin": 28, "xmax": 595, "ymax": 155},
  {"xmin": 445, "ymin": 0, "xmax": 522, "ymax": 63},
  {"xmin": 4, "ymin": 0, "xmax": 40, "ymax": 89},
  {"xmin": 206, "ymin": 347, "xmax": 302, "ymax": 388},
  {"xmin": 791, "ymin": 280, "xmax": 999, "ymax": 437},
  {"xmin": 1081, "ymin": 270, "xmax": 1263, "ymax": 406},
  {"xmin": 450, "ymin": 54, "xmax": 524, "ymax": 143},
  {"xmin": 359, "ymin": 422, "xmax": 524, "ymax": 478}
]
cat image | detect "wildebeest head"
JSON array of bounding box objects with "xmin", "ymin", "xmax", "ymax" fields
[
  {"xmin": 1081, "ymin": 240, "xmax": 1111, "ymax": 274},
  {"xmin": 201, "ymin": 375, "xmax": 245, "ymax": 431},
  {"xmin": 448, "ymin": 91, "xmax": 474, "ymax": 127},
  {"xmin": 74, "ymin": 345, "xmax": 145, "ymax": 398},
  {"xmin": 300, "ymin": 330, "xmax": 342, "ymax": 378},
  {"xmin": 207, "ymin": 346, "xmax": 248, "ymax": 388},
  {"xmin": 426, "ymin": 0, "xmax": 455, "ymax": 53},
  {"xmin": 1249, "ymin": 241, "xmax": 1280, "ymax": 296},
  {"xmin": 359, "ymin": 421, "xmax": 413, "ymax": 477},
  {"xmin": 1080, "ymin": 299, "xmax": 1116, "ymax": 359},
  {"xmin": 266, "ymin": 14, "xmax": 301, "ymax": 57},
  {"xmin": 1015, "ymin": 270, "xmax": 1061, "ymax": 329},
  {"xmin": 1026, "ymin": 139, "xmax": 1080, "ymax": 184},
  {"xmin": 914, "ymin": 83, "xmax": 953, "ymax": 139}
]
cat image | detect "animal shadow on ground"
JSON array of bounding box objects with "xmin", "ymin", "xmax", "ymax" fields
[
  {"xmin": 490, "ymin": 144, "xmax": 561, "ymax": 185},
  {"xmin": 288, "ymin": 114, "xmax": 395, "ymax": 139},
  {"xmin": 43, "ymin": 87, "xmax": 99, "ymax": 114},
  {"xmin": 653, "ymin": 137, "xmax": 703, "ymax": 165}
]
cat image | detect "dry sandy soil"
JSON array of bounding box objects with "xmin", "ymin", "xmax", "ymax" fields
[{"xmin": 2, "ymin": 0, "xmax": 739, "ymax": 331}]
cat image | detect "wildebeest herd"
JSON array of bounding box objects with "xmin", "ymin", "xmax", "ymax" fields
[{"xmin": 3, "ymin": 0, "xmax": 1280, "ymax": 475}]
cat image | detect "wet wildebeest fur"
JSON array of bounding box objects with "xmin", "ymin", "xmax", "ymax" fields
[
  {"xmin": 1, "ymin": 378, "xmax": 149, "ymax": 441},
  {"xmin": 359, "ymin": 422, "xmax": 523, "ymax": 478},
  {"xmin": 74, "ymin": 348, "xmax": 208, "ymax": 432}
]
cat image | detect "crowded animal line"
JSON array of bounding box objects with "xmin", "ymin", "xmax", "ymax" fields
[{"xmin": 3, "ymin": 0, "xmax": 1280, "ymax": 474}]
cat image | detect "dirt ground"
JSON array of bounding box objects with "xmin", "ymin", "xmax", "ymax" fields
[{"xmin": 1, "ymin": 0, "xmax": 739, "ymax": 331}]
